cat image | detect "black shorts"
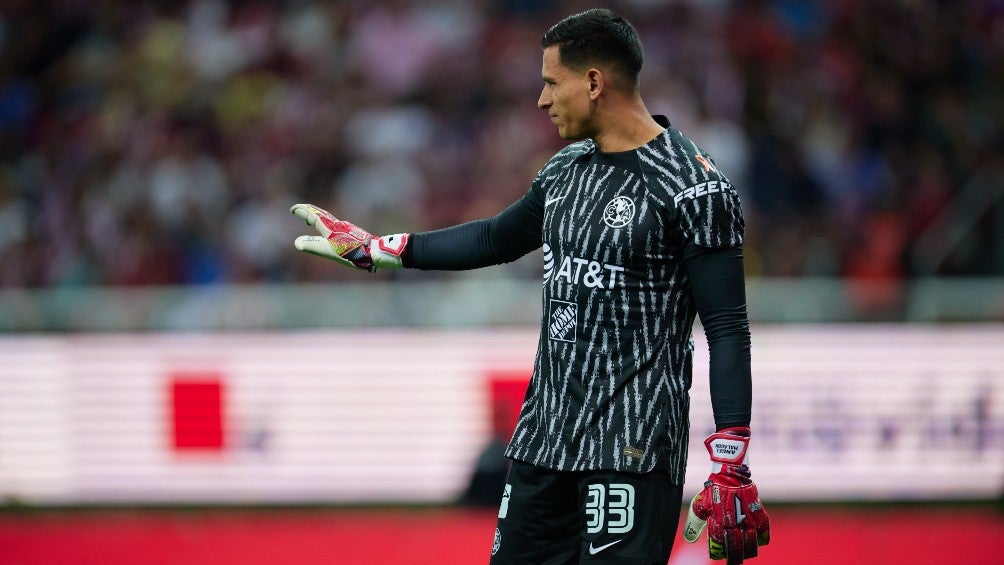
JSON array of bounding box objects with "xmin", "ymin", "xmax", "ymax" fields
[{"xmin": 489, "ymin": 460, "xmax": 683, "ymax": 564}]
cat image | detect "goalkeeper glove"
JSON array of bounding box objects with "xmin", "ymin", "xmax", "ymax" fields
[
  {"xmin": 290, "ymin": 203, "xmax": 409, "ymax": 272},
  {"xmin": 683, "ymin": 426, "xmax": 770, "ymax": 564}
]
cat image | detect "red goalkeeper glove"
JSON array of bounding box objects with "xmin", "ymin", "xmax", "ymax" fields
[
  {"xmin": 683, "ymin": 426, "xmax": 770, "ymax": 564},
  {"xmin": 290, "ymin": 204, "xmax": 408, "ymax": 272}
]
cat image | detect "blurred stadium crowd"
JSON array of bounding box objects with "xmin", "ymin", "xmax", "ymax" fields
[{"xmin": 1, "ymin": 0, "xmax": 1002, "ymax": 289}]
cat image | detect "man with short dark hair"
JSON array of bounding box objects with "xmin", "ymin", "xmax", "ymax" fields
[{"xmin": 291, "ymin": 8, "xmax": 769, "ymax": 564}]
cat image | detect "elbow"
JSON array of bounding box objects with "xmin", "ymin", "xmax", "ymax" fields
[{"xmin": 702, "ymin": 306, "xmax": 750, "ymax": 345}]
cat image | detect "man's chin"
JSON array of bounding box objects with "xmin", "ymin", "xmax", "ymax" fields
[{"xmin": 557, "ymin": 128, "xmax": 586, "ymax": 141}]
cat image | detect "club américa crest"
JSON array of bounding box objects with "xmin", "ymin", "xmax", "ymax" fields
[{"xmin": 603, "ymin": 196, "xmax": 635, "ymax": 228}]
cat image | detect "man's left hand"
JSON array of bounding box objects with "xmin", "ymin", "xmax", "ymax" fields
[{"xmin": 682, "ymin": 427, "xmax": 770, "ymax": 563}]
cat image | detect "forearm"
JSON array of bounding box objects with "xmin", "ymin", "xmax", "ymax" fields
[
  {"xmin": 684, "ymin": 244, "xmax": 752, "ymax": 429},
  {"xmin": 403, "ymin": 193, "xmax": 542, "ymax": 270},
  {"xmin": 707, "ymin": 323, "xmax": 752, "ymax": 429},
  {"xmin": 402, "ymin": 218, "xmax": 515, "ymax": 270}
]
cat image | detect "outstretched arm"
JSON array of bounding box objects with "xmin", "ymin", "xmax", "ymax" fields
[
  {"xmin": 403, "ymin": 191, "xmax": 544, "ymax": 270},
  {"xmin": 291, "ymin": 186, "xmax": 544, "ymax": 273}
]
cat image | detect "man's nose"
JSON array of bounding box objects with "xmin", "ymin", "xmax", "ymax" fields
[{"xmin": 537, "ymin": 88, "xmax": 550, "ymax": 110}]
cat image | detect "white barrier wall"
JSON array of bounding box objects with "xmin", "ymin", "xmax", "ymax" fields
[{"xmin": 0, "ymin": 326, "xmax": 1001, "ymax": 504}]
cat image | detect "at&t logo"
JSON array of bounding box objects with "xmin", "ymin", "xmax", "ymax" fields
[{"xmin": 542, "ymin": 243, "xmax": 626, "ymax": 290}]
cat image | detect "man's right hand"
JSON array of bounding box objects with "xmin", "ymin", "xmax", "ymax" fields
[{"xmin": 290, "ymin": 204, "xmax": 408, "ymax": 272}]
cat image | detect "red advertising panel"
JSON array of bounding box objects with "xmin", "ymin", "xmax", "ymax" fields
[{"xmin": 170, "ymin": 374, "xmax": 225, "ymax": 451}]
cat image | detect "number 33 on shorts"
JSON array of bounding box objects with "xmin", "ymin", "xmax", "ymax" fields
[{"xmin": 585, "ymin": 483, "xmax": 635, "ymax": 534}]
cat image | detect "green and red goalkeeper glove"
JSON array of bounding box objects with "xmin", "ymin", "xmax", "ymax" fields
[
  {"xmin": 290, "ymin": 203, "xmax": 408, "ymax": 272},
  {"xmin": 683, "ymin": 426, "xmax": 770, "ymax": 564}
]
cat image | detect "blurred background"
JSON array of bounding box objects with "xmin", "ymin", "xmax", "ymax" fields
[{"xmin": 0, "ymin": 0, "xmax": 1002, "ymax": 564}]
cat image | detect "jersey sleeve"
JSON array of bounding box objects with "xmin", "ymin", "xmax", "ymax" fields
[
  {"xmin": 684, "ymin": 243, "xmax": 752, "ymax": 429},
  {"xmin": 402, "ymin": 174, "xmax": 545, "ymax": 270},
  {"xmin": 675, "ymin": 152, "xmax": 745, "ymax": 249}
]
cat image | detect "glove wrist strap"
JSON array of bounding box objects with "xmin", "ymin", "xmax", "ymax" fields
[
  {"xmin": 705, "ymin": 426, "xmax": 750, "ymax": 472},
  {"xmin": 370, "ymin": 233, "xmax": 410, "ymax": 270}
]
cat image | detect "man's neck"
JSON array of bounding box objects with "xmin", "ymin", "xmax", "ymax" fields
[{"xmin": 591, "ymin": 98, "xmax": 666, "ymax": 153}]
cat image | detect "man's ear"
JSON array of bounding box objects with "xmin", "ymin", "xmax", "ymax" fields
[{"xmin": 586, "ymin": 68, "xmax": 604, "ymax": 100}]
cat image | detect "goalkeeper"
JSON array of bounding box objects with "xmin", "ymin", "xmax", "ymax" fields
[{"xmin": 292, "ymin": 8, "xmax": 768, "ymax": 565}]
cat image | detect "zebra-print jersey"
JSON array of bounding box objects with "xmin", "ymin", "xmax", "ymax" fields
[{"xmin": 504, "ymin": 124, "xmax": 745, "ymax": 483}]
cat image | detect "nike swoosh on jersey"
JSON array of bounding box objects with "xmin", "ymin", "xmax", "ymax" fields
[
  {"xmin": 545, "ymin": 197, "xmax": 563, "ymax": 207},
  {"xmin": 587, "ymin": 539, "xmax": 623, "ymax": 555}
]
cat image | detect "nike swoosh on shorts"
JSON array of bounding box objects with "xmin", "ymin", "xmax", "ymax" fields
[{"xmin": 587, "ymin": 539, "xmax": 623, "ymax": 555}]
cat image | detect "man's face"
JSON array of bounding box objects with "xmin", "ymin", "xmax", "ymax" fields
[{"xmin": 538, "ymin": 45, "xmax": 595, "ymax": 140}]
